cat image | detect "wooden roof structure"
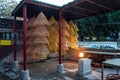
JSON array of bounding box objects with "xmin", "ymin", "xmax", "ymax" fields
[{"xmin": 12, "ymin": 0, "xmax": 120, "ymax": 20}]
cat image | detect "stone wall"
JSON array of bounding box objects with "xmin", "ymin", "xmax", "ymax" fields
[{"xmin": 66, "ymin": 49, "xmax": 80, "ymax": 60}]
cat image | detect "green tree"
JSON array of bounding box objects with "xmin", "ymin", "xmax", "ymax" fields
[
  {"xmin": 0, "ymin": 0, "xmax": 18, "ymax": 19},
  {"xmin": 107, "ymin": 10, "xmax": 120, "ymax": 32},
  {"xmin": 75, "ymin": 16, "xmax": 98, "ymax": 41},
  {"xmin": 75, "ymin": 10, "xmax": 120, "ymax": 41}
]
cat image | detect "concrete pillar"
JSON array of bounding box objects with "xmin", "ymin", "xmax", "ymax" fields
[{"xmin": 77, "ymin": 58, "xmax": 92, "ymax": 76}]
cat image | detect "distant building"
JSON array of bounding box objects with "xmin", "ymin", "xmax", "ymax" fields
[{"xmin": 0, "ymin": 18, "xmax": 23, "ymax": 40}]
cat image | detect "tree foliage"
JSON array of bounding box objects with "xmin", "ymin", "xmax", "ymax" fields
[
  {"xmin": 75, "ymin": 16, "xmax": 98, "ymax": 41},
  {"xmin": 0, "ymin": 0, "xmax": 18, "ymax": 19},
  {"xmin": 75, "ymin": 10, "xmax": 120, "ymax": 41}
]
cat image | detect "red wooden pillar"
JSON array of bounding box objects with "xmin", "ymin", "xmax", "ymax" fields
[
  {"xmin": 14, "ymin": 16, "xmax": 17, "ymax": 61},
  {"xmin": 59, "ymin": 11, "xmax": 62, "ymax": 64},
  {"xmin": 23, "ymin": 2, "xmax": 27, "ymax": 70}
]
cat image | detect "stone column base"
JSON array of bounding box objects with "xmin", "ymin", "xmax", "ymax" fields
[
  {"xmin": 22, "ymin": 69, "xmax": 30, "ymax": 80},
  {"xmin": 57, "ymin": 64, "xmax": 64, "ymax": 73},
  {"xmin": 12, "ymin": 61, "xmax": 19, "ymax": 70}
]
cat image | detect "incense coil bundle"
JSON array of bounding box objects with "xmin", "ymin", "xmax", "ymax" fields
[
  {"xmin": 32, "ymin": 27, "xmax": 49, "ymax": 36},
  {"xmin": 48, "ymin": 42, "xmax": 58, "ymax": 52},
  {"xmin": 49, "ymin": 16, "xmax": 58, "ymax": 25},
  {"xmin": 47, "ymin": 16, "xmax": 59, "ymax": 53},
  {"xmin": 62, "ymin": 18, "xmax": 70, "ymax": 29},
  {"xmin": 26, "ymin": 47, "xmax": 33, "ymax": 54},
  {"xmin": 27, "ymin": 27, "xmax": 49, "ymax": 37},
  {"xmin": 33, "ymin": 36, "xmax": 49, "ymax": 44},
  {"xmin": 27, "ymin": 17, "xmax": 35, "ymax": 28},
  {"xmin": 26, "ymin": 12, "xmax": 50, "ymax": 60},
  {"xmin": 33, "ymin": 44, "xmax": 50, "ymax": 55},
  {"xmin": 62, "ymin": 29, "xmax": 69, "ymax": 37},
  {"xmin": 48, "ymin": 26, "xmax": 58, "ymax": 35},
  {"xmin": 61, "ymin": 38, "xmax": 69, "ymax": 50},
  {"xmin": 26, "ymin": 47, "xmax": 36, "ymax": 59},
  {"xmin": 27, "ymin": 36, "xmax": 49, "ymax": 45},
  {"xmin": 33, "ymin": 12, "xmax": 50, "ymax": 26},
  {"xmin": 67, "ymin": 20, "xmax": 78, "ymax": 49},
  {"xmin": 27, "ymin": 44, "xmax": 50, "ymax": 59},
  {"xmin": 26, "ymin": 28, "xmax": 34, "ymax": 37}
]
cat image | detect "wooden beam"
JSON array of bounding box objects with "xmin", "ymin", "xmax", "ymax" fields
[
  {"xmin": 62, "ymin": 0, "xmax": 86, "ymax": 10},
  {"xmin": 25, "ymin": 0, "xmax": 60, "ymax": 11},
  {"xmin": 73, "ymin": 6, "xmax": 99, "ymax": 14},
  {"xmin": 104, "ymin": 0, "xmax": 114, "ymax": 10},
  {"xmin": 63, "ymin": 9, "xmax": 89, "ymax": 17},
  {"xmin": 86, "ymin": 0, "xmax": 113, "ymax": 11}
]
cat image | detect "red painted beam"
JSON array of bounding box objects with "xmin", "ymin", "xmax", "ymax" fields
[
  {"xmin": 23, "ymin": 3, "xmax": 27, "ymax": 70},
  {"xmin": 14, "ymin": 16, "xmax": 17, "ymax": 61},
  {"xmin": 86, "ymin": 0, "xmax": 113, "ymax": 11},
  {"xmin": 25, "ymin": 0, "xmax": 60, "ymax": 11},
  {"xmin": 62, "ymin": 0, "xmax": 86, "ymax": 10},
  {"xmin": 73, "ymin": 6, "xmax": 99, "ymax": 14},
  {"xmin": 59, "ymin": 11, "xmax": 62, "ymax": 64}
]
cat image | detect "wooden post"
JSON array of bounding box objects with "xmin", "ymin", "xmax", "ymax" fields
[
  {"xmin": 14, "ymin": 16, "xmax": 17, "ymax": 61},
  {"xmin": 23, "ymin": 2, "xmax": 27, "ymax": 70},
  {"xmin": 59, "ymin": 11, "xmax": 62, "ymax": 64}
]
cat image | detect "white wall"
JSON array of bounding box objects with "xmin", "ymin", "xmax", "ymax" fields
[{"xmin": 78, "ymin": 41, "xmax": 117, "ymax": 49}]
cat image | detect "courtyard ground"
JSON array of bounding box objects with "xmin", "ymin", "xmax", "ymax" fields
[{"xmin": 0, "ymin": 59, "xmax": 120, "ymax": 80}]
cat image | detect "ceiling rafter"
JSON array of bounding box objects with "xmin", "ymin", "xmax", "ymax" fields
[
  {"xmin": 63, "ymin": 9, "xmax": 89, "ymax": 17},
  {"xmin": 62, "ymin": 0, "xmax": 86, "ymax": 10},
  {"xmin": 87, "ymin": 2, "xmax": 100, "ymax": 14},
  {"xmin": 73, "ymin": 6, "xmax": 99, "ymax": 14},
  {"xmin": 86, "ymin": 0, "xmax": 114, "ymax": 11},
  {"xmin": 104, "ymin": 0, "xmax": 114, "ymax": 10}
]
